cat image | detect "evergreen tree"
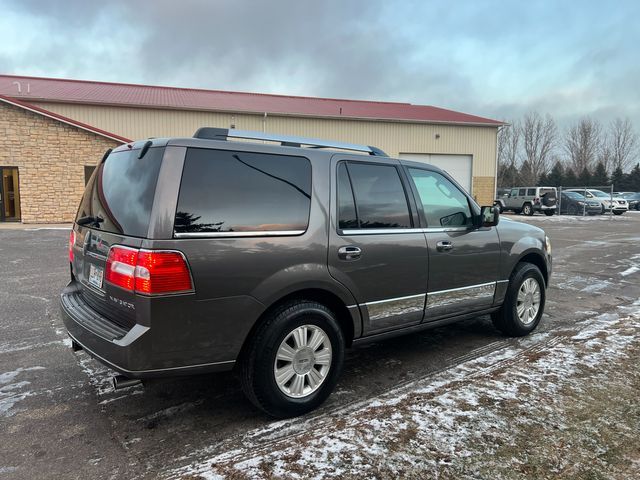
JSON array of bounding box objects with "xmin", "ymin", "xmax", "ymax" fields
[
  {"xmin": 498, "ymin": 162, "xmax": 520, "ymax": 188},
  {"xmin": 611, "ymin": 167, "xmax": 625, "ymax": 191},
  {"xmin": 563, "ymin": 168, "xmax": 578, "ymax": 187},
  {"xmin": 591, "ymin": 161, "xmax": 609, "ymax": 187},
  {"xmin": 546, "ymin": 161, "xmax": 564, "ymax": 186},
  {"xmin": 628, "ymin": 163, "xmax": 640, "ymax": 191},
  {"xmin": 577, "ymin": 167, "xmax": 592, "ymax": 187},
  {"xmin": 538, "ymin": 171, "xmax": 549, "ymax": 185}
]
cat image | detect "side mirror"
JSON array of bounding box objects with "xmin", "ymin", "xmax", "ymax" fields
[{"xmin": 479, "ymin": 205, "xmax": 499, "ymax": 227}]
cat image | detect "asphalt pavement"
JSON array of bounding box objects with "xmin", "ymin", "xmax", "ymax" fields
[{"xmin": 1, "ymin": 212, "xmax": 639, "ymax": 479}]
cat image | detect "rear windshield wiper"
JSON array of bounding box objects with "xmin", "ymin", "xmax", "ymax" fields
[{"xmin": 76, "ymin": 215, "xmax": 104, "ymax": 227}]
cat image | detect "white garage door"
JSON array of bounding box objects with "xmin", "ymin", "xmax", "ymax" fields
[{"xmin": 399, "ymin": 153, "xmax": 473, "ymax": 193}]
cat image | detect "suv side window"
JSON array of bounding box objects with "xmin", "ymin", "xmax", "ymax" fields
[
  {"xmin": 339, "ymin": 162, "xmax": 412, "ymax": 229},
  {"xmin": 510, "ymin": 188, "xmax": 518, "ymax": 197},
  {"xmin": 408, "ymin": 168, "xmax": 472, "ymax": 227},
  {"xmin": 519, "ymin": 188, "xmax": 526, "ymax": 196},
  {"xmin": 527, "ymin": 188, "xmax": 536, "ymax": 196},
  {"xmin": 174, "ymin": 148, "xmax": 311, "ymax": 234}
]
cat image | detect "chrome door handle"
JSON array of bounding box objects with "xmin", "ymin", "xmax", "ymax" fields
[
  {"xmin": 436, "ymin": 240, "xmax": 453, "ymax": 252},
  {"xmin": 338, "ymin": 245, "xmax": 362, "ymax": 261}
]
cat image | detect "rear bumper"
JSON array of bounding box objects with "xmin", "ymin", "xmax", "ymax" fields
[{"xmin": 60, "ymin": 282, "xmax": 235, "ymax": 378}]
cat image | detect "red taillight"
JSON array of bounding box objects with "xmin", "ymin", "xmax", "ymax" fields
[
  {"xmin": 105, "ymin": 246, "xmax": 138, "ymax": 291},
  {"xmin": 105, "ymin": 246, "xmax": 193, "ymax": 295},
  {"xmin": 69, "ymin": 230, "xmax": 76, "ymax": 262}
]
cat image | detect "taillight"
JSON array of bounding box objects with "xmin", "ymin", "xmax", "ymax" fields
[
  {"xmin": 69, "ymin": 230, "xmax": 76, "ymax": 262},
  {"xmin": 105, "ymin": 246, "xmax": 138, "ymax": 291},
  {"xmin": 534, "ymin": 197, "xmax": 540, "ymax": 204},
  {"xmin": 105, "ymin": 246, "xmax": 193, "ymax": 295}
]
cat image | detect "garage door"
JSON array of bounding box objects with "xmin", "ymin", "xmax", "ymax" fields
[{"xmin": 399, "ymin": 153, "xmax": 473, "ymax": 193}]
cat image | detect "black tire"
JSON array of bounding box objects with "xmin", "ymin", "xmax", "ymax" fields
[
  {"xmin": 601, "ymin": 204, "xmax": 606, "ymax": 214},
  {"xmin": 543, "ymin": 210, "xmax": 554, "ymax": 216},
  {"xmin": 239, "ymin": 300, "xmax": 345, "ymax": 418},
  {"xmin": 491, "ymin": 263, "xmax": 546, "ymax": 337},
  {"xmin": 613, "ymin": 210, "xmax": 624, "ymax": 215},
  {"xmin": 522, "ymin": 203, "xmax": 534, "ymax": 216},
  {"xmin": 568, "ymin": 204, "xmax": 578, "ymax": 215}
]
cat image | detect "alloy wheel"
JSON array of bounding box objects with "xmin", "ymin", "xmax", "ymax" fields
[
  {"xmin": 516, "ymin": 278, "xmax": 541, "ymax": 325},
  {"xmin": 273, "ymin": 325, "xmax": 332, "ymax": 398}
]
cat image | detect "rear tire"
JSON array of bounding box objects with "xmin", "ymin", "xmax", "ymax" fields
[
  {"xmin": 568, "ymin": 204, "xmax": 578, "ymax": 215},
  {"xmin": 239, "ymin": 300, "xmax": 345, "ymax": 418},
  {"xmin": 522, "ymin": 203, "xmax": 534, "ymax": 216},
  {"xmin": 543, "ymin": 210, "xmax": 554, "ymax": 216},
  {"xmin": 492, "ymin": 263, "xmax": 545, "ymax": 337},
  {"xmin": 613, "ymin": 210, "xmax": 624, "ymax": 215}
]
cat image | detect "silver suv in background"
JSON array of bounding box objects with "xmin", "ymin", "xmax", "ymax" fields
[{"xmin": 499, "ymin": 186, "xmax": 557, "ymax": 216}]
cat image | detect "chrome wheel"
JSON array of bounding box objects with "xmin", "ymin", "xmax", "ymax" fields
[
  {"xmin": 273, "ymin": 324, "xmax": 332, "ymax": 398},
  {"xmin": 517, "ymin": 278, "xmax": 541, "ymax": 325}
]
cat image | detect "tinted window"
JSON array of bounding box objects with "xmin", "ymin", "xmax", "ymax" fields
[
  {"xmin": 527, "ymin": 188, "xmax": 536, "ymax": 196},
  {"xmin": 408, "ymin": 168, "xmax": 472, "ymax": 227},
  {"xmin": 175, "ymin": 148, "xmax": 311, "ymax": 234},
  {"xmin": 519, "ymin": 189, "xmax": 526, "ymax": 196},
  {"xmin": 510, "ymin": 188, "xmax": 518, "ymax": 196},
  {"xmin": 345, "ymin": 163, "xmax": 411, "ymax": 229},
  {"xmin": 337, "ymin": 163, "xmax": 358, "ymax": 229},
  {"xmin": 76, "ymin": 148, "xmax": 164, "ymax": 237}
]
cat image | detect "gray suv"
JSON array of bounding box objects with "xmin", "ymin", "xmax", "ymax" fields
[{"xmin": 61, "ymin": 129, "xmax": 552, "ymax": 417}]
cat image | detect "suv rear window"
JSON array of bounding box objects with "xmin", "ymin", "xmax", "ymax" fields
[
  {"xmin": 174, "ymin": 148, "xmax": 311, "ymax": 234},
  {"xmin": 76, "ymin": 147, "xmax": 164, "ymax": 238},
  {"xmin": 527, "ymin": 188, "xmax": 536, "ymax": 196}
]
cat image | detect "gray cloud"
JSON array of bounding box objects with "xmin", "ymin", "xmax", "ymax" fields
[{"xmin": 2, "ymin": 0, "xmax": 640, "ymax": 132}]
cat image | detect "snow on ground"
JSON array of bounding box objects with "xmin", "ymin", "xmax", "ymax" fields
[
  {"xmin": 171, "ymin": 300, "xmax": 640, "ymax": 479},
  {"xmin": 0, "ymin": 366, "xmax": 45, "ymax": 416}
]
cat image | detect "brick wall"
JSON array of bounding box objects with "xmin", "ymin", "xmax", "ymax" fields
[
  {"xmin": 0, "ymin": 102, "xmax": 121, "ymax": 223},
  {"xmin": 472, "ymin": 176, "xmax": 496, "ymax": 206}
]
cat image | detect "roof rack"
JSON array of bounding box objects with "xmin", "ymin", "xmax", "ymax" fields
[{"xmin": 193, "ymin": 127, "xmax": 387, "ymax": 156}]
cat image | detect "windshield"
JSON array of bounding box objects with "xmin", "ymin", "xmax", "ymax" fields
[
  {"xmin": 564, "ymin": 191, "xmax": 584, "ymax": 200},
  {"xmin": 590, "ymin": 190, "xmax": 610, "ymax": 198},
  {"xmin": 75, "ymin": 147, "xmax": 164, "ymax": 237}
]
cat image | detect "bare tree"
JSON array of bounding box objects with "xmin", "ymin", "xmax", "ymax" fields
[
  {"xmin": 564, "ymin": 117, "xmax": 602, "ymax": 172},
  {"xmin": 519, "ymin": 112, "xmax": 557, "ymax": 183},
  {"xmin": 497, "ymin": 121, "xmax": 520, "ymax": 186},
  {"xmin": 609, "ymin": 117, "xmax": 638, "ymax": 172}
]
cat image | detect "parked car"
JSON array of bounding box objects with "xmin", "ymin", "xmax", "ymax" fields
[
  {"xmin": 559, "ymin": 191, "xmax": 602, "ymax": 215},
  {"xmin": 564, "ymin": 189, "xmax": 629, "ymax": 215},
  {"xmin": 619, "ymin": 192, "xmax": 640, "ymax": 210},
  {"xmin": 61, "ymin": 128, "xmax": 552, "ymax": 418},
  {"xmin": 501, "ymin": 186, "xmax": 558, "ymax": 216},
  {"xmin": 493, "ymin": 188, "xmax": 510, "ymax": 213}
]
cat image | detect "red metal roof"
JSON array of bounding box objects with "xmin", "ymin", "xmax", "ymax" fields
[
  {"xmin": 0, "ymin": 74, "xmax": 504, "ymax": 126},
  {"xmin": 0, "ymin": 94, "xmax": 131, "ymax": 143}
]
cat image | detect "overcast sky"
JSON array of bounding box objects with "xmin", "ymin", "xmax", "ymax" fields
[{"xmin": 1, "ymin": 0, "xmax": 638, "ymax": 129}]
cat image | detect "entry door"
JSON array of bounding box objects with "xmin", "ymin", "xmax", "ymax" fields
[
  {"xmin": 0, "ymin": 167, "xmax": 21, "ymax": 222},
  {"xmin": 328, "ymin": 158, "xmax": 429, "ymax": 335},
  {"xmin": 404, "ymin": 165, "xmax": 500, "ymax": 318}
]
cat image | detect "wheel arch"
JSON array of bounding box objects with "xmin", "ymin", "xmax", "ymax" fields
[
  {"xmin": 515, "ymin": 250, "xmax": 549, "ymax": 286},
  {"xmin": 237, "ymin": 287, "xmax": 357, "ymax": 364}
]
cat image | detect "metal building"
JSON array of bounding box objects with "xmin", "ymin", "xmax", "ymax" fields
[{"xmin": 0, "ymin": 74, "xmax": 503, "ymax": 223}]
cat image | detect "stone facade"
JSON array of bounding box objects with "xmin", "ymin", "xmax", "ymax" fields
[
  {"xmin": 472, "ymin": 176, "xmax": 496, "ymax": 206},
  {"xmin": 0, "ymin": 102, "xmax": 121, "ymax": 223}
]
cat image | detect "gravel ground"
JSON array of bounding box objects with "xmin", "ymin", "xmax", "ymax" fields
[{"xmin": 1, "ymin": 211, "xmax": 639, "ymax": 479}]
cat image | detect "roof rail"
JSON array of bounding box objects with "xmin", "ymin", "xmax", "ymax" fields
[{"xmin": 192, "ymin": 127, "xmax": 387, "ymax": 156}]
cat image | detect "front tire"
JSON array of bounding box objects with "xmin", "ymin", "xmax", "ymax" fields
[
  {"xmin": 544, "ymin": 210, "xmax": 554, "ymax": 216},
  {"xmin": 239, "ymin": 300, "xmax": 345, "ymax": 418},
  {"xmin": 613, "ymin": 210, "xmax": 624, "ymax": 215},
  {"xmin": 492, "ymin": 263, "xmax": 545, "ymax": 337}
]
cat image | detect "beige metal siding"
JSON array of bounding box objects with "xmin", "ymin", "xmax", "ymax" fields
[{"xmin": 31, "ymin": 102, "xmax": 498, "ymax": 177}]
